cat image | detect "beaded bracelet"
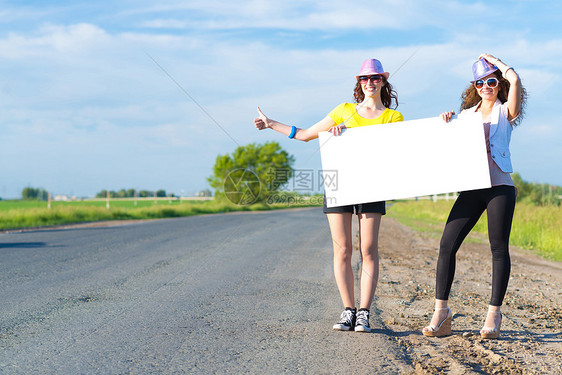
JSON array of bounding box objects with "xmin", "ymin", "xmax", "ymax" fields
[{"xmin": 288, "ymin": 125, "xmax": 297, "ymax": 139}]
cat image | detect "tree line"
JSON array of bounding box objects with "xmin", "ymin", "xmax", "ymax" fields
[
  {"xmin": 18, "ymin": 176, "xmax": 562, "ymax": 206},
  {"xmin": 511, "ymin": 173, "xmax": 561, "ymax": 205},
  {"xmin": 19, "ymin": 188, "xmax": 174, "ymax": 200},
  {"xmin": 95, "ymin": 189, "xmax": 173, "ymax": 198}
]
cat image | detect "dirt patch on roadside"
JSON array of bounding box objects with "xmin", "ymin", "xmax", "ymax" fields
[{"xmin": 372, "ymin": 217, "xmax": 562, "ymax": 374}]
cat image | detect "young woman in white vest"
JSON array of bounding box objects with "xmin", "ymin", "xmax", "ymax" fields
[
  {"xmin": 423, "ymin": 54, "xmax": 527, "ymax": 339},
  {"xmin": 254, "ymin": 59, "xmax": 403, "ymax": 332}
]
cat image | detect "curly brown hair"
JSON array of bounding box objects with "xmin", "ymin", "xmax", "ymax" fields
[
  {"xmin": 460, "ymin": 70, "xmax": 528, "ymax": 127},
  {"xmin": 353, "ymin": 78, "xmax": 399, "ymax": 109}
]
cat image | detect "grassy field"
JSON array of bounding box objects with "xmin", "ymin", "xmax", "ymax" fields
[
  {"xmin": 0, "ymin": 198, "xmax": 322, "ymax": 231},
  {"xmin": 387, "ymin": 200, "xmax": 561, "ymax": 262}
]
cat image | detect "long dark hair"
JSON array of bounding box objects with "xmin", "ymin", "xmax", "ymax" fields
[
  {"xmin": 460, "ymin": 70, "xmax": 528, "ymax": 127},
  {"xmin": 353, "ymin": 78, "xmax": 399, "ymax": 109}
]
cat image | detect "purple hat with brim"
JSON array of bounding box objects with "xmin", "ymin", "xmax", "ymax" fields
[
  {"xmin": 472, "ymin": 58, "xmax": 499, "ymax": 82},
  {"xmin": 356, "ymin": 59, "xmax": 390, "ymax": 80}
]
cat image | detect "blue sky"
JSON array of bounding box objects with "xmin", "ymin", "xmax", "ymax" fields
[{"xmin": 1, "ymin": 0, "xmax": 561, "ymax": 198}]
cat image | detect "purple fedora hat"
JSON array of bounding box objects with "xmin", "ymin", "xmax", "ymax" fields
[
  {"xmin": 472, "ymin": 58, "xmax": 499, "ymax": 82},
  {"xmin": 356, "ymin": 59, "xmax": 390, "ymax": 80}
]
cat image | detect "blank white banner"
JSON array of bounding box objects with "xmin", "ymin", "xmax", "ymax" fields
[{"xmin": 319, "ymin": 113, "xmax": 491, "ymax": 208}]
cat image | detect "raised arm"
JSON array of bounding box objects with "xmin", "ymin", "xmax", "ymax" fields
[
  {"xmin": 479, "ymin": 53, "xmax": 522, "ymax": 121},
  {"xmin": 254, "ymin": 107, "xmax": 336, "ymax": 142}
]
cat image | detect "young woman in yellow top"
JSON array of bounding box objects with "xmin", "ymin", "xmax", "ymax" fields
[{"xmin": 254, "ymin": 59, "xmax": 403, "ymax": 332}]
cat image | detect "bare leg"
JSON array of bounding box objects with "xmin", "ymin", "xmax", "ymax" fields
[
  {"xmin": 327, "ymin": 213, "xmax": 354, "ymax": 308},
  {"xmin": 481, "ymin": 305, "xmax": 502, "ymax": 336},
  {"xmin": 357, "ymin": 213, "xmax": 382, "ymax": 309},
  {"xmin": 425, "ymin": 299, "xmax": 450, "ymax": 328},
  {"xmin": 422, "ymin": 299, "xmax": 452, "ymax": 336}
]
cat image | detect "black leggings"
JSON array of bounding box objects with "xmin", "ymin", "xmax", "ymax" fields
[{"xmin": 435, "ymin": 185, "xmax": 516, "ymax": 306}]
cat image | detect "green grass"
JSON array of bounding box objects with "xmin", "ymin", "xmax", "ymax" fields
[
  {"xmin": 387, "ymin": 199, "xmax": 562, "ymax": 262},
  {"xmin": 0, "ymin": 199, "xmax": 186, "ymax": 210},
  {"xmin": 0, "ymin": 198, "xmax": 322, "ymax": 231},
  {"xmin": 508, "ymin": 203, "xmax": 562, "ymax": 260}
]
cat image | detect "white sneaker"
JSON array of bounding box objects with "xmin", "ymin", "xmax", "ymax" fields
[
  {"xmin": 332, "ymin": 308, "xmax": 356, "ymax": 331},
  {"xmin": 355, "ymin": 309, "xmax": 371, "ymax": 333}
]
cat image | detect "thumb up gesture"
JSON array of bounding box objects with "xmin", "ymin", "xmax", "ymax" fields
[{"xmin": 254, "ymin": 107, "xmax": 272, "ymax": 130}]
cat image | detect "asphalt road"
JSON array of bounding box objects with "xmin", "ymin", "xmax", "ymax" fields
[{"xmin": 0, "ymin": 208, "xmax": 413, "ymax": 374}]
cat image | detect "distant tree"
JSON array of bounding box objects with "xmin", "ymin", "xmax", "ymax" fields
[
  {"xmin": 22, "ymin": 187, "xmax": 48, "ymax": 201},
  {"xmin": 95, "ymin": 190, "xmax": 116, "ymax": 198},
  {"xmin": 113, "ymin": 189, "xmax": 137, "ymax": 198},
  {"xmin": 208, "ymin": 141, "xmax": 294, "ymax": 204},
  {"xmin": 22, "ymin": 187, "xmax": 38, "ymax": 200},
  {"xmin": 199, "ymin": 189, "xmax": 212, "ymax": 197},
  {"xmin": 139, "ymin": 190, "xmax": 153, "ymax": 197},
  {"xmin": 512, "ymin": 173, "xmax": 531, "ymax": 200},
  {"xmin": 95, "ymin": 189, "xmax": 141, "ymax": 198},
  {"xmin": 92, "ymin": 188, "xmax": 212, "ymax": 200},
  {"xmin": 512, "ymin": 172, "xmax": 561, "ymax": 206}
]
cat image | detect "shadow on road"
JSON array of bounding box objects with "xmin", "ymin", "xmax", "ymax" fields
[{"xmin": 0, "ymin": 242, "xmax": 47, "ymax": 248}]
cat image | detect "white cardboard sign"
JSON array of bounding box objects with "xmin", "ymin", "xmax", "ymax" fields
[{"xmin": 319, "ymin": 113, "xmax": 491, "ymax": 208}]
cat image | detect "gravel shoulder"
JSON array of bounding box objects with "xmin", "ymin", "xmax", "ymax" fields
[{"xmin": 376, "ymin": 217, "xmax": 562, "ymax": 374}]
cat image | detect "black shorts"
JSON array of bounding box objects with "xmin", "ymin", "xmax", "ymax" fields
[{"xmin": 323, "ymin": 198, "xmax": 386, "ymax": 215}]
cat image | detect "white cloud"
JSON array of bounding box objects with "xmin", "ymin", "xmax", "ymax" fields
[
  {"xmin": 126, "ymin": 0, "xmax": 495, "ymax": 31},
  {"xmin": 0, "ymin": 23, "xmax": 109, "ymax": 59},
  {"xmin": 141, "ymin": 19, "xmax": 189, "ymax": 29}
]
